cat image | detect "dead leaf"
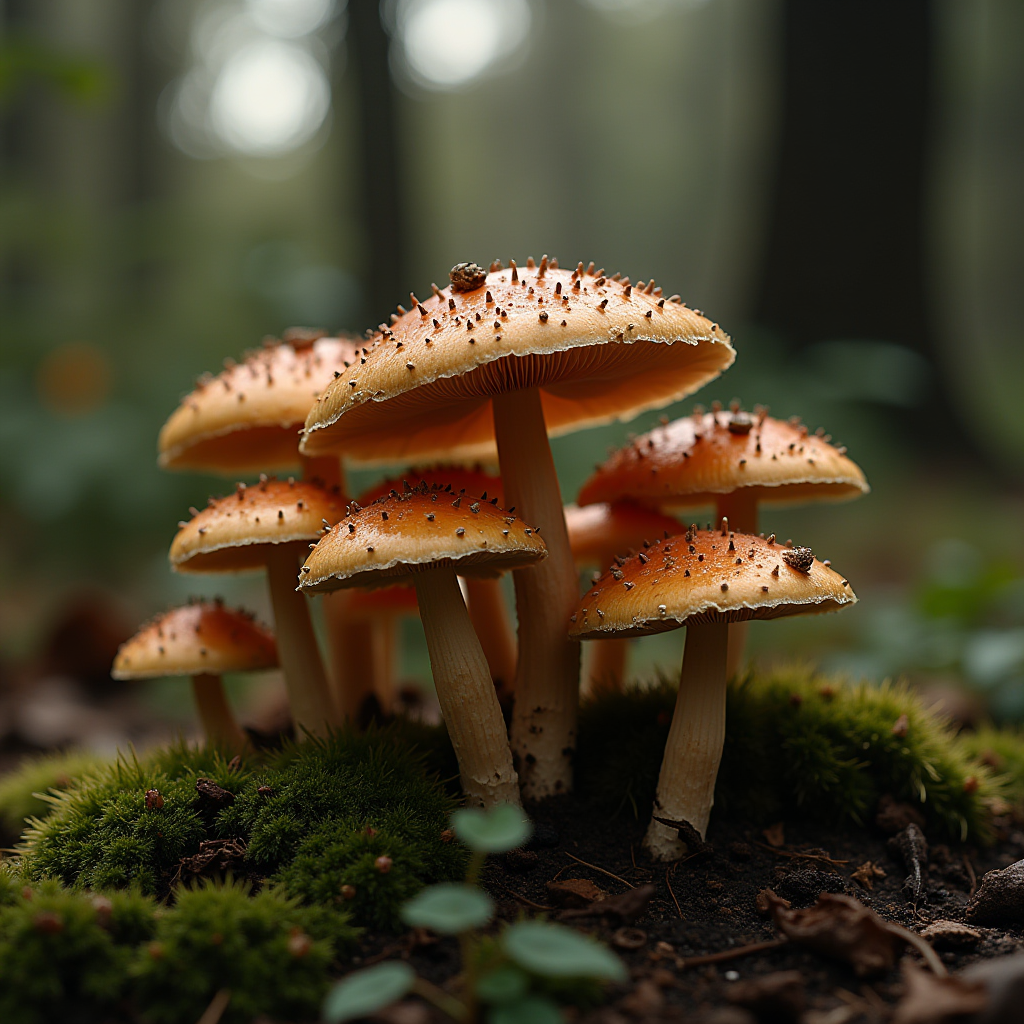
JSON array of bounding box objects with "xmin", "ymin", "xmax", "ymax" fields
[
  {"xmin": 851, "ymin": 861, "xmax": 887, "ymax": 891},
  {"xmin": 559, "ymin": 883, "xmax": 655, "ymax": 925},
  {"xmin": 766, "ymin": 892, "xmax": 935, "ymax": 978},
  {"xmin": 763, "ymin": 822, "xmax": 786, "ymax": 847},
  {"xmin": 756, "ymin": 887, "xmax": 790, "ymax": 917},
  {"xmin": 892, "ymin": 964, "xmax": 987, "ymax": 1024},
  {"xmin": 546, "ymin": 878, "xmax": 607, "ymax": 908},
  {"xmin": 727, "ymin": 971, "xmax": 805, "ymax": 1024}
]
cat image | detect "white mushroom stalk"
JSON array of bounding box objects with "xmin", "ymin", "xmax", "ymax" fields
[{"xmin": 191, "ymin": 673, "xmax": 250, "ymax": 751}]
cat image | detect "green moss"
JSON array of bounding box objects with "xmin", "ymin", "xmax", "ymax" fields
[
  {"xmin": 576, "ymin": 665, "xmax": 1000, "ymax": 842},
  {"xmin": 0, "ymin": 750, "xmax": 109, "ymax": 837},
  {"xmin": 0, "ymin": 881, "xmax": 157, "ymax": 1024},
  {"xmin": 132, "ymin": 879, "xmax": 354, "ymax": 1024},
  {"xmin": 18, "ymin": 730, "xmax": 464, "ymax": 930},
  {"xmin": 958, "ymin": 725, "xmax": 1024, "ymax": 806}
]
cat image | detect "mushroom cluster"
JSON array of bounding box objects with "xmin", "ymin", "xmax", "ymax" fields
[{"xmin": 113, "ymin": 254, "xmax": 865, "ymax": 830}]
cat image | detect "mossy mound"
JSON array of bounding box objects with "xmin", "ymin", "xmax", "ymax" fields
[
  {"xmin": 576, "ymin": 665, "xmax": 1002, "ymax": 842},
  {"xmin": 959, "ymin": 725, "xmax": 1024, "ymax": 807},
  {"xmin": 18, "ymin": 730, "xmax": 464, "ymax": 929}
]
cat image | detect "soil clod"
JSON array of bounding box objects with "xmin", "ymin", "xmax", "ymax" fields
[{"xmin": 966, "ymin": 858, "xmax": 1024, "ymax": 926}]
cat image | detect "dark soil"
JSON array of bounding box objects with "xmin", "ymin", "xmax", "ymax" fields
[{"xmin": 355, "ymin": 800, "xmax": 1024, "ymax": 1023}]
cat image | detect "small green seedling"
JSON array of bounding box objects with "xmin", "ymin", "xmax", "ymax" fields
[{"xmin": 323, "ymin": 802, "xmax": 626, "ymax": 1023}]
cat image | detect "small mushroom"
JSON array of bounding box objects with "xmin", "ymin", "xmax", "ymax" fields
[
  {"xmin": 169, "ymin": 478, "xmax": 343, "ymax": 737},
  {"xmin": 569, "ymin": 528, "xmax": 856, "ymax": 859},
  {"xmin": 299, "ymin": 483, "xmax": 548, "ymax": 808},
  {"xmin": 564, "ymin": 501, "xmax": 682, "ymax": 694},
  {"xmin": 112, "ymin": 602, "xmax": 276, "ymax": 751},
  {"xmin": 577, "ymin": 406, "xmax": 869, "ymax": 677}
]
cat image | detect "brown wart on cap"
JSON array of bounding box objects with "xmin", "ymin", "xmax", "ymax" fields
[
  {"xmin": 300, "ymin": 482, "xmax": 547, "ymax": 808},
  {"xmin": 170, "ymin": 478, "xmax": 343, "ymax": 737},
  {"xmin": 568, "ymin": 529, "xmax": 856, "ymax": 860},
  {"xmin": 357, "ymin": 466, "xmax": 517, "ymax": 699},
  {"xmin": 449, "ymin": 262, "xmax": 488, "ymax": 292},
  {"xmin": 113, "ymin": 602, "xmax": 276, "ymax": 751},
  {"xmin": 302, "ymin": 259, "xmax": 734, "ymax": 800},
  {"xmin": 564, "ymin": 501, "xmax": 682, "ymax": 694}
]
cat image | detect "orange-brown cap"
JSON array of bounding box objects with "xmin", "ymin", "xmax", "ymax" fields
[
  {"xmin": 568, "ymin": 527, "xmax": 856, "ymax": 640},
  {"xmin": 301, "ymin": 259, "xmax": 735, "ymax": 464},
  {"xmin": 357, "ymin": 464, "xmax": 504, "ymax": 507},
  {"xmin": 112, "ymin": 600, "xmax": 278, "ymax": 678},
  {"xmin": 565, "ymin": 501, "xmax": 682, "ymax": 566},
  {"xmin": 158, "ymin": 331, "xmax": 362, "ymax": 474},
  {"xmin": 578, "ymin": 407, "xmax": 869, "ymax": 511},
  {"xmin": 170, "ymin": 476, "xmax": 346, "ymax": 573},
  {"xmin": 298, "ymin": 482, "xmax": 547, "ymax": 593}
]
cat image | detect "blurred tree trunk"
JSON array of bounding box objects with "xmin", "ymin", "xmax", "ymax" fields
[
  {"xmin": 755, "ymin": 0, "xmax": 978, "ymax": 460},
  {"xmin": 347, "ymin": 0, "xmax": 406, "ymax": 326}
]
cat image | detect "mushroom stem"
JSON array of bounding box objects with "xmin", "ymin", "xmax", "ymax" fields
[
  {"xmin": 463, "ymin": 577, "xmax": 517, "ymax": 700},
  {"xmin": 493, "ymin": 387, "xmax": 581, "ymax": 800},
  {"xmin": 370, "ymin": 617, "xmax": 398, "ymax": 713},
  {"xmin": 644, "ymin": 621, "xmax": 729, "ymax": 860},
  {"xmin": 300, "ymin": 454, "xmax": 345, "ymax": 490},
  {"xmin": 715, "ymin": 491, "xmax": 758, "ymax": 680},
  {"xmin": 326, "ymin": 591, "xmax": 376, "ymax": 723},
  {"xmin": 413, "ymin": 565, "xmax": 521, "ymax": 808},
  {"xmin": 191, "ymin": 673, "xmax": 249, "ymax": 751},
  {"xmin": 265, "ymin": 545, "xmax": 338, "ymax": 737},
  {"xmin": 585, "ymin": 638, "xmax": 629, "ymax": 696}
]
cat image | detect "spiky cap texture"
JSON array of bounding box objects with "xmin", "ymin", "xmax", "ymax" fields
[
  {"xmin": 579, "ymin": 407, "xmax": 869, "ymax": 510},
  {"xmin": 299, "ymin": 481, "xmax": 547, "ymax": 592},
  {"xmin": 301, "ymin": 258, "xmax": 735, "ymax": 464},
  {"xmin": 170, "ymin": 477, "xmax": 346, "ymax": 573},
  {"xmin": 565, "ymin": 500, "xmax": 682, "ymax": 566},
  {"xmin": 356, "ymin": 463, "xmax": 504, "ymax": 506},
  {"xmin": 112, "ymin": 601, "xmax": 277, "ymax": 679},
  {"xmin": 159, "ymin": 332, "xmax": 362, "ymax": 474},
  {"xmin": 569, "ymin": 527, "xmax": 856, "ymax": 639}
]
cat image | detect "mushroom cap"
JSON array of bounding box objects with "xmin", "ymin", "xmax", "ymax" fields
[
  {"xmin": 565, "ymin": 501, "xmax": 682, "ymax": 566},
  {"xmin": 158, "ymin": 332, "xmax": 362, "ymax": 474},
  {"xmin": 578, "ymin": 408, "xmax": 869, "ymax": 511},
  {"xmin": 300, "ymin": 259, "xmax": 735, "ymax": 464},
  {"xmin": 112, "ymin": 600, "xmax": 278, "ymax": 679},
  {"xmin": 298, "ymin": 482, "xmax": 547, "ymax": 593},
  {"xmin": 568, "ymin": 528, "xmax": 856, "ymax": 640},
  {"xmin": 357, "ymin": 464, "xmax": 504, "ymax": 507},
  {"xmin": 170, "ymin": 477, "xmax": 346, "ymax": 573}
]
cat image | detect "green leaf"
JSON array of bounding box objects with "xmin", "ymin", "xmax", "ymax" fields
[
  {"xmin": 323, "ymin": 962, "xmax": 414, "ymax": 1023},
  {"xmin": 503, "ymin": 922, "xmax": 627, "ymax": 982},
  {"xmin": 476, "ymin": 965, "xmax": 529, "ymax": 1004},
  {"xmin": 401, "ymin": 884, "xmax": 493, "ymax": 935},
  {"xmin": 451, "ymin": 803, "xmax": 532, "ymax": 854},
  {"xmin": 488, "ymin": 995, "xmax": 564, "ymax": 1024}
]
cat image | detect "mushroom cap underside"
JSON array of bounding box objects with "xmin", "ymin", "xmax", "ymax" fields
[
  {"xmin": 568, "ymin": 528, "xmax": 856, "ymax": 640},
  {"xmin": 170, "ymin": 477, "xmax": 346, "ymax": 573},
  {"xmin": 112, "ymin": 600, "xmax": 278, "ymax": 678},
  {"xmin": 578, "ymin": 409, "xmax": 869, "ymax": 509},
  {"xmin": 357, "ymin": 464, "xmax": 504, "ymax": 507},
  {"xmin": 565, "ymin": 501, "xmax": 682, "ymax": 566},
  {"xmin": 299, "ymin": 483, "xmax": 547, "ymax": 593},
  {"xmin": 301, "ymin": 260, "xmax": 734, "ymax": 464}
]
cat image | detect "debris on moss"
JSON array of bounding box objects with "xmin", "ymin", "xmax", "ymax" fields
[
  {"xmin": 17, "ymin": 730, "xmax": 464, "ymax": 930},
  {"xmin": 0, "ymin": 749, "xmax": 108, "ymax": 838},
  {"xmin": 133, "ymin": 879, "xmax": 356, "ymax": 1024},
  {"xmin": 576, "ymin": 665, "xmax": 1000, "ymax": 842}
]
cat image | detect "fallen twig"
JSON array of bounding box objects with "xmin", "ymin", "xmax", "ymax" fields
[
  {"xmin": 502, "ymin": 886, "xmax": 553, "ymax": 911},
  {"xmin": 564, "ymin": 851, "xmax": 636, "ymax": 889},
  {"xmin": 665, "ymin": 866, "xmax": 683, "ymax": 919},
  {"xmin": 678, "ymin": 937, "xmax": 788, "ymax": 968},
  {"xmin": 963, "ymin": 853, "xmax": 977, "ymax": 897},
  {"xmin": 751, "ymin": 841, "xmax": 848, "ymax": 867}
]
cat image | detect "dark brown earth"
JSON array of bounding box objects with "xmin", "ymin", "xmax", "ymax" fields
[{"xmin": 354, "ymin": 799, "xmax": 1024, "ymax": 1023}]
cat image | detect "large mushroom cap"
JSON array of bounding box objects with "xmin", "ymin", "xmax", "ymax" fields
[
  {"xmin": 565, "ymin": 501, "xmax": 682, "ymax": 565},
  {"xmin": 298, "ymin": 483, "xmax": 547, "ymax": 593},
  {"xmin": 159, "ymin": 331, "xmax": 362, "ymax": 474},
  {"xmin": 301, "ymin": 259, "xmax": 735, "ymax": 464},
  {"xmin": 357, "ymin": 464, "xmax": 504, "ymax": 506},
  {"xmin": 112, "ymin": 601, "xmax": 278, "ymax": 679},
  {"xmin": 170, "ymin": 477, "xmax": 346, "ymax": 573},
  {"xmin": 569, "ymin": 528, "xmax": 856, "ymax": 640},
  {"xmin": 578, "ymin": 407, "xmax": 869, "ymax": 511}
]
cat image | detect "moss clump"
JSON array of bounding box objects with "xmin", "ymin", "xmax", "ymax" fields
[
  {"xmin": 959, "ymin": 726, "xmax": 1024, "ymax": 807},
  {"xmin": 218, "ymin": 730, "xmax": 466, "ymax": 929},
  {"xmin": 0, "ymin": 750, "xmax": 108, "ymax": 838},
  {"xmin": 133, "ymin": 879, "xmax": 355, "ymax": 1024},
  {"xmin": 0, "ymin": 877, "xmax": 157, "ymax": 1024},
  {"xmin": 576, "ymin": 665, "xmax": 1000, "ymax": 842},
  {"xmin": 17, "ymin": 730, "xmax": 464, "ymax": 930},
  {"xmin": 20, "ymin": 743, "xmax": 249, "ymax": 894}
]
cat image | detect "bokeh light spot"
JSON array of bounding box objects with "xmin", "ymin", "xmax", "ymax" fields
[{"xmin": 36, "ymin": 342, "xmax": 112, "ymax": 417}]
